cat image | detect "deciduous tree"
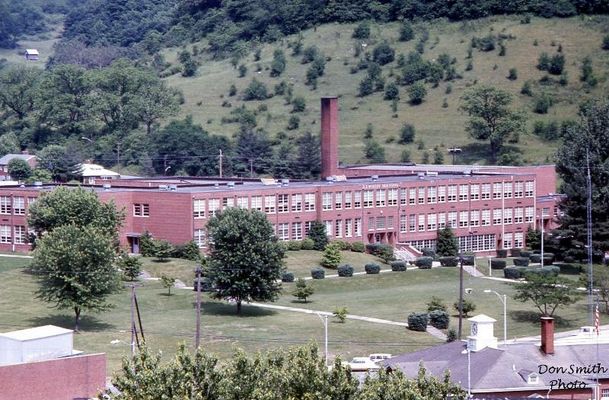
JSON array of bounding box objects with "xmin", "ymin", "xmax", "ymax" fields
[
  {"xmin": 514, "ymin": 273, "xmax": 581, "ymax": 316},
  {"xmin": 7, "ymin": 158, "xmax": 32, "ymax": 181},
  {"xmin": 292, "ymin": 277, "xmax": 314, "ymax": 303},
  {"xmin": 206, "ymin": 208, "xmax": 285, "ymax": 313}
]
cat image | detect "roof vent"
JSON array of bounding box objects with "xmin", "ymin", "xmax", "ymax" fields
[
  {"xmin": 426, "ymin": 171, "xmax": 438, "ymax": 176},
  {"xmin": 214, "ymin": 183, "xmax": 220, "ymax": 189},
  {"xmin": 102, "ymin": 183, "xmax": 111, "ymax": 190},
  {"xmin": 281, "ymin": 179, "xmax": 289, "ymax": 187},
  {"xmin": 417, "ymin": 172, "xmax": 425, "ymax": 179},
  {"xmin": 371, "ymin": 175, "xmax": 378, "ymax": 181},
  {"xmin": 168, "ymin": 184, "xmax": 177, "ymax": 191},
  {"xmin": 34, "ymin": 181, "xmax": 42, "ymax": 187},
  {"xmin": 158, "ymin": 184, "xmax": 168, "ymax": 191},
  {"xmin": 463, "ymin": 169, "xmax": 472, "ymax": 175},
  {"xmin": 227, "ymin": 182, "xmax": 235, "ymax": 188},
  {"xmin": 325, "ymin": 176, "xmax": 334, "ymax": 184}
]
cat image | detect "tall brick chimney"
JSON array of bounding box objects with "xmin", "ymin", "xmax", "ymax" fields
[
  {"xmin": 540, "ymin": 317, "xmax": 554, "ymax": 355},
  {"xmin": 320, "ymin": 96, "xmax": 339, "ymax": 179}
]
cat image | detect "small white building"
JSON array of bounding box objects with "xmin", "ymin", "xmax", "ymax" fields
[
  {"xmin": 79, "ymin": 163, "xmax": 121, "ymax": 184},
  {"xmin": 0, "ymin": 325, "xmax": 79, "ymax": 365},
  {"xmin": 24, "ymin": 49, "xmax": 39, "ymax": 61}
]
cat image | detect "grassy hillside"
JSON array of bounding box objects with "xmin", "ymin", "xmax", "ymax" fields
[{"xmin": 164, "ymin": 15, "xmax": 609, "ymax": 166}]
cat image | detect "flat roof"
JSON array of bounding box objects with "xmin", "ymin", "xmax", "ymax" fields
[{"xmin": 0, "ymin": 325, "xmax": 72, "ymax": 341}]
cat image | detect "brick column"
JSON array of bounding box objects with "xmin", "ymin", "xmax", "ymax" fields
[{"xmin": 321, "ymin": 96, "xmax": 339, "ymax": 178}]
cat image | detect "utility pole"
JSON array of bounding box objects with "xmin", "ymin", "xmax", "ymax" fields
[
  {"xmin": 116, "ymin": 141, "xmax": 121, "ymax": 174},
  {"xmin": 218, "ymin": 149, "xmax": 223, "ymax": 178},
  {"xmin": 130, "ymin": 285, "xmax": 136, "ymax": 356},
  {"xmin": 249, "ymin": 159, "xmax": 254, "ymax": 178},
  {"xmin": 195, "ymin": 264, "xmax": 202, "ymax": 349}
]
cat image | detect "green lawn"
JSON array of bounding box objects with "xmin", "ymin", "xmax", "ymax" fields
[{"xmin": 284, "ymin": 250, "xmax": 385, "ymax": 277}]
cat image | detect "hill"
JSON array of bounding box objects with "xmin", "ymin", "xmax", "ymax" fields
[{"xmin": 162, "ymin": 15, "xmax": 609, "ymax": 166}]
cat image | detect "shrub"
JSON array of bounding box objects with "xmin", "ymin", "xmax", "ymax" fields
[
  {"xmin": 491, "ymin": 259, "xmax": 507, "ymax": 270},
  {"xmin": 119, "ymin": 254, "xmax": 142, "ymax": 281},
  {"xmin": 439, "ymin": 256, "xmax": 459, "ymax": 267},
  {"xmin": 172, "ymin": 240, "xmax": 201, "ymax": 261},
  {"xmin": 300, "ymin": 238, "xmax": 315, "ymax": 250},
  {"xmin": 373, "ymin": 42, "xmax": 395, "ymax": 65},
  {"xmin": 496, "ymin": 249, "xmax": 508, "ymax": 258},
  {"xmin": 332, "ymin": 240, "xmax": 351, "ymax": 251},
  {"xmin": 429, "ymin": 310, "xmax": 450, "ymax": 329},
  {"xmin": 378, "ymin": 244, "xmax": 395, "ymax": 263},
  {"xmin": 542, "ymin": 256, "xmax": 554, "ymax": 266},
  {"xmin": 513, "ymin": 257, "xmax": 530, "ymax": 267},
  {"xmin": 366, "ymin": 243, "xmax": 382, "ymax": 255},
  {"xmin": 534, "ymin": 93, "xmax": 553, "ymax": 114},
  {"xmin": 520, "ymin": 250, "xmax": 532, "ymax": 258},
  {"xmin": 287, "ymin": 240, "xmax": 302, "ymax": 251},
  {"xmin": 311, "ymin": 267, "xmax": 325, "ymax": 279},
  {"xmin": 337, "ymin": 264, "xmax": 354, "ymax": 277},
  {"xmin": 521, "ymin": 80, "xmax": 533, "ymax": 96},
  {"xmin": 270, "ymin": 49, "xmax": 286, "ymax": 77},
  {"xmin": 603, "ymin": 34, "xmax": 609, "ymax": 50},
  {"xmin": 408, "ymin": 82, "xmax": 427, "ymax": 105},
  {"xmin": 446, "ymin": 328, "xmax": 457, "ymax": 342},
  {"xmin": 384, "ymin": 82, "xmax": 400, "ymax": 100},
  {"xmin": 365, "ymin": 263, "xmax": 381, "ymax": 274},
  {"xmin": 558, "ymin": 263, "xmax": 583, "ymax": 274},
  {"xmin": 530, "ymin": 254, "xmax": 542, "ymax": 264},
  {"xmin": 321, "ymin": 243, "xmax": 341, "ymax": 269},
  {"xmin": 504, "ymin": 266, "xmax": 526, "ymax": 279},
  {"xmin": 281, "ymin": 271, "xmax": 295, "ymax": 282},
  {"xmin": 453, "ymin": 299, "xmax": 476, "ymax": 317},
  {"xmin": 427, "ymin": 296, "xmax": 447, "ymax": 312},
  {"xmin": 510, "ymin": 248, "xmax": 521, "ymax": 257},
  {"xmin": 507, "ymin": 68, "xmax": 518, "ymax": 80},
  {"xmin": 334, "ymin": 307, "xmax": 348, "ymax": 323},
  {"xmin": 399, "ymin": 123, "xmax": 415, "ymax": 144},
  {"xmin": 292, "ymin": 278, "xmax": 314, "ymax": 302},
  {"xmin": 287, "ymin": 115, "xmax": 300, "ymax": 130},
  {"xmin": 238, "ymin": 64, "xmax": 247, "ymax": 77},
  {"xmin": 350, "ymin": 242, "xmax": 365, "ymax": 252},
  {"xmin": 421, "ymin": 248, "xmax": 436, "ymax": 258},
  {"xmin": 391, "ymin": 260, "xmax": 407, "ymax": 271},
  {"xmin": 461, "ymin": 255, "xmax": 475, "ymax": 266},
  {"xmin": 415, "ymin": 256, "xmax": 433, "ymax": 269},
  {"xmin": 301, "ymin": 45, "xmax": 319, "ymax": 64},
  {"xmin": 243, "ymin": 79, "xmax": 269, "ymax": 100},
  {"xmin": 291, "ymin": 96, "xmax": 306, "ymax": 113},
  {"xmin": 154, "ymin": 240, "xmax": 174, "ymax": 261},
  {"xmin": 161, "ymin": 275, "xmax": 176, "ymax": 295},
  {"xmin": 352, "ymin": 21, "xmax": 370, "ymax": 39},
  {"xmin": 528, "ymin": 265, "xmax": 560, "ymax": 277},
  {"xmin": 399, "ymin": 22, "xmax": 415, "ymax": 42},
  {"xmin": 407, "ymin": 312, "xmax": 428, "ymax": 332},
  {"xmin": 549, "ymin": 54, "xmax": 565, "ymax": 75}
]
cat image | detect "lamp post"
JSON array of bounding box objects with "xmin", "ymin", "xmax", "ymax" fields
[
  {"xmin": 194, "ymin": 264, "xmax": 202, "ymax": 349},
  {"xmin": 484, "ymin": 289, "xmax": 507, "ymax": 346},
  {"xmin": 316, "ymin": 312, "xmax": 329, "ymax": 367},
  {"xmin": 537, "ymin": 210, "xmax": 545, "ymax": 265},
  {"xmin": 461, "ymin": 345, "xmax": 471, "ymax": 399},
  {"xmin": 458, "ymin": 254, "xmax": 464, "ymax": 340}
]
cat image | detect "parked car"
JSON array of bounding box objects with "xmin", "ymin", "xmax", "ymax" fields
[
  {"xmin": 343, "ymin": 357, "xmax": 381, "ymax": 371},
  {"xmin": 369, "ymin": 353, "xmax": 392, "ymax": 364}
]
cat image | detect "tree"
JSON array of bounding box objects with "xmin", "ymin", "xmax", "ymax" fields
[
  {"xmin": 31, "ymin": 225, "xmax": 120, "ymax": 331},
  {"xmin": 0, "ymin": 65, "xmax": 40, "ymax": 120},
  {"xmin": 118, "ymin": 254, "xmax": 142, "ymax": 281},
  {"xmin": 270, "ymin": 49, "xmax": 286, "ymax": 77},
  {"xmin": 554, "ymin": 98, "xmax": 609, "ymax": 260},
  {"xmin": 36, "ymin": 145, "xmax": 81, "ymax": 182},
  {"xmin": 399, "ymin": 21, "xmax": 415, "ymax": 42},
  {"xmin": 243, "ymin": 79, "xmax": 268, "ymax": 100},
  {"xmin": 28, "ymin": 186, "xmax": 123, "ymax": 239},
  {"xmin": 352, "ymin": 21, "xmax": 370, "ymax": 39},
  {"xmin": 206, "ymin": 208, "xmax": 285, "ymax": 313},
  {"xmin": 436, "ymin": 227, "xmax": 458, "ymax": 256},
  {"xmin": 580, "ymin": 266, "xmax": 609, "ymax": 314},
  {"xmin": 408, "ymin": 82, "xmax": 427, "ymax": 105},
  {"xmin": 160, "ymin": 275, "xmax": 176, "ymax": 295},
  {"xmin": 399, "ymin": 123, "xmax": 415, "ymax": 144},
  {"xmin": 307, "ymin": 220, "xmax": 328, "ymax": 250},
  {"xmin": 7, "ymin": 158, "xmax": 32, "ymax": 181},
  {"xmin": 333, "ymin": 306, "xmax": 347, "ymax": 323},
  {"xmin": 526, "ymin": 226, "xmax": 541, "ymax": 251},
  {"xmin": 427, "ymin": 296, "xmax": 448, "ymax": 312},
  {"xmin": 514, "ymin": 273, "xmax": 581, "ymax": 316},
  {"xmin": 603, "ymin": 34, "xmax": 609, "ymax": 50},
  {"xmin": 131, "ymin": 81, "xmax": 180, "ymax": 135},
  {"xmin": 373, "ymin": 42, "xmax": 395, "ymax": 65},
  {"xmin": 384, "ymin": 82, "xmax": 399, "ymax": 100},
  {"xmin": 460, "ymin": 86, "xmax": 526, "ymax": 163},
  {"xmin": 321, "ymin": 243, "xmax": 342, "ymax": 269},
  {"xmin": 453, "ymin": 299, "xmax": 476, "ymax": 317},
  {"xmin": 364, "ymin": 139, "xmax": 386, "ymax": 163},
  {"xmin": 292, "ymin": 278, "xmax": 314, "ymax": 303}
]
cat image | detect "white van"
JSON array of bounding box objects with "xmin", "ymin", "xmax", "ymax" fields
[{"xmin": 369, "ymin": 353, "xmax": 392, "ymax": 363}]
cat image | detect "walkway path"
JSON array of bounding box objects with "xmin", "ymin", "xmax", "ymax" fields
[
  {"xmin": 463, "ymin": 265, "xmax": 484, "ymax": 277},
  {"xmin": 0, "ymin": 253, "xmax": 32, "ymax": 259}
]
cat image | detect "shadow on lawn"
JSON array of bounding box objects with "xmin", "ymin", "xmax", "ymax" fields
[
  {"xmin": 29, "ymin": 314, "xmax": 115, "ymax": 332},
  {"xmin": 510, "ymin": 310, "xmax": 573, "ymax": 328},
  {"xmin": 200, "ymin": 301, "xmax": 277, "ymax": 317}
]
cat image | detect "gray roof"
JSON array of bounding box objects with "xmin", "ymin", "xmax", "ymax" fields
[
  {"xmin": 384, "ymin": 341, "xmax": 609, "ymax": 393},
  {"xmin": 0, "ymin": 154, "xmax": 36, "ymax": 165}
]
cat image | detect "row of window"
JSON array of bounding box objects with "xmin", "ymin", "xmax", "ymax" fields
[
  {"xmin": 193, "ymin": 194, "xmax": 316, "ymax": 218},
  {"xmin": 0, "ymin": 225, "xmax": 27, "ymax": 244},
  {"xmin": 399, "ymin": 207, "xmax": 535, "ymax": 233},
  {"xmin": 323, "ymin": 218, "xmax": 363, "ymax": 239},
  {"xmin": 0, "ymin": 196, "xmax": 35, "ymax": 215}
]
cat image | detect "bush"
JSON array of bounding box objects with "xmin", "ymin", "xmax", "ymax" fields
[
  {"xmin": 301, "ymin": 238, "xmax": 315, "ymax": 250},
  {"xmin": 453, "ymin": 299, "xmax": 476, "ymax": 317},
  {"xmin": 530, "ymin": 254, "xmax": 542, "ymax": 264},
  {"xmin": 311, "ymin": 267, "xmax": 325, "ymax": 279},
  {"xmin": 321, "ymin": 243, "xmax": 341, "ymax": 269},
  {"xmin": 399, "ymin": 22, "xmax": 415, "ymax": 42},
  {"xmin": 366, "ymin": 243, "xmax": 382, "ymax": 255},
  {"xmin": 427, "ymin": 296, "xmax": 447, "ymax": 312},
  {"xmin": 408, "ymin": 82, "xmax": 427, "ymax": 105},
  {"xmin": 287, "ymin": 115, "xmax": 300, "ymax": 130},
  {"xmin": 520, "ymin": 250, "xmax": 532, "ymax": 258},
  {"xmin": 291, "ymin": 96, "xmax": 306, "ymax": 113},
  {"xmin": 352, "ymin": 21, "xmax": 370, "ymax": 39},
  {"xmin": 415, "ymin": 256, "xmax": 433, "ymax": 269},
  {"xmin": 332, "ymin": 240, "xmax": 351, "ymax": 251},
  {"xmin": 338, "ymin": 264, "xmax": 354, "ymax": 277},
  {"xmin": 334, "ymin": 307, "xmax": 348, "ymax": 323},
  {"xmin": 446, "ymin": 328, "xmax": 457, "ymax": 342},
  {"xmin": 391, "ymin": 260, "xmax": 407, "ymax": 271},
  {"xmin": 439, "ymin": 256, "xmax": 459, "ymax": 267},
  {"xmin": 119, "ymin": 254, "xmax": 142, "ymax": 281},
  {"xmin": 461, "ymin": 255, "xmax": 475, "ymax": 266},
  {"xmin": 496, "ymin": 249, "xmax": 508, "ymax": 258},
  {"xmin": 534, "ymin": 93, "xmax": 553, "ymax": 114},
  {"xmin": 421, "ymin": 248, "xmax": 436, "ymax": 258},
  {"xmin": 378, "ymin": 244, "xmax": 395, "ymax": 263},
  {"xmin": 510, "ymin": 248, "xmax": 521, "ymax": 257},
  {"xmin": 429, "ymin": 310, "xmax": 450, "ymax": 329},
  {"xmin": 281, "ymin": 271, "xmax": 295, "ymax": 282},
  {"xmin": 513, "ymin": 257, "xmax": 530, "ymax": 267},
  {"xmin": 558, "ymin": 263, "xmax": 583, "ymax": 274},
  {"xmin": 407, "ymin": 312, "xmax": 428, "ymax": 332},
  {"xmin": 491, "ymin": 259, "xmax": 507, "ymax": 270},
  {"xmin": 373, "ymin": 42, "xmax": 395, "ymax": 65},
  {"xmin": 287, "ymin": 240, "xmax": 302, "ymax": 251},
  {"xmin": 243, "ymin": 79, "xmax": 269, "ymax": 100},
  {"xmin": 350, "ymin": 242, "xmax": 365, "ymax": 252},
  {"xmin": 365, "ymin": 263, "xmax": 381, "ymax": 274},
  {"xmin": 384, "ymin": 82, "xmax": 400, "ymax": 100},
  {"xmin": 172, "ymin": 240, "xmax": 201, "ymax": 261},
  {"xmin": 507, "ymin": 68, "xmax": 518, "ymax": 80},
  {"xmin": 542, "ymin": 256, "xmax": 554, "ymax": 266},
  {"xmin": 504, "ymin": 266, "xmax": 527, "ymax": 279},
  {"xmin": 399, "ymin": 123, "xmax": 415, "ymax": 144}
]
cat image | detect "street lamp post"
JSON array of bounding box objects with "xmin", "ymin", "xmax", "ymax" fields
[
  {"xmin": 194, "ymin": 264, "xmax": 202, "ymax": 349},
  {"xmin": 316, "ymin": 312, "xmax": 329, "ymax": 367},
  {"xmin": 484, "ymin": 289, "xmax": 507, "ymax": 346},
  {"xmin": 458, "ymin": 255, "xmax": 464, "ymax": 340}
]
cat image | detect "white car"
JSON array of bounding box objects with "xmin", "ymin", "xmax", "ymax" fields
[
  {"xmin": 344, "ymin": 357, "xmax": 381, "ymax": 371},
  {"xmin": 369, "ymin": 353, "xmax": 392, "ymax": 364}
]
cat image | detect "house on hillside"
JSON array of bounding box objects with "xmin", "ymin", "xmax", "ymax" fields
[
  {"xmin": 0, "ymin": 154, "xmax": 38, "ymax": 179},
  {"xmin": 24, "ymin": 49, "xmax": 39, "ymax": 61},
  {"xmin": 385, "ymin": 316, "xmax": 609, "ymax": 399},
  {"xmin": 79, "ymin": 163, "xmax": 121, "ymax": 184}
]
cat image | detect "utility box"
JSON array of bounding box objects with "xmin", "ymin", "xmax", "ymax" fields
[{"xmin": 0, "ymin": 325, "xmax": 76, "ymax": 365}]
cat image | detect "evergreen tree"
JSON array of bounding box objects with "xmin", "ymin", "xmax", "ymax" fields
[
  {"xmin": 292, "ymin": 278, "xmax": 314, "ymax": 303},
  {"xmin": 436, "ymin": 227, "xmax": 458, "ymax": 256},
  {"xmin": 294, "ymin": 131, "xmax": 321, "ymax": 179},
  {"xmin": 321, "ymin": 243, "xmax": 342, "ymax": 269},
  {"xmin": 270, "ymin": 49, "xmax": 286, "ymax": 77},
  {"xmin": 307, "ymin": 221, "xmax": 328, "ymax": 250}
]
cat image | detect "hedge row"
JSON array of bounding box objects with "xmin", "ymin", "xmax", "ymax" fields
[
  {"xmin": 504, "ymin": 265, "xmax": 560, "ymax": 279},
  {"xmin": 490, "ymin": 259, "xmax": 507, "ymax": 270},
  {"xmin": 408, "ymin": 310, "xmax": 449, "ymax": 331},
  {"xmin": 439, "ymin": 256, "xmax": 459, "ymax": 267},
  {"xmin": 284, "ymin": 239, "xmax": 368, "ymax": 252},
  {"xmin": 415, "ymin": 256, "xmax": 433, "ymax": 269}
]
